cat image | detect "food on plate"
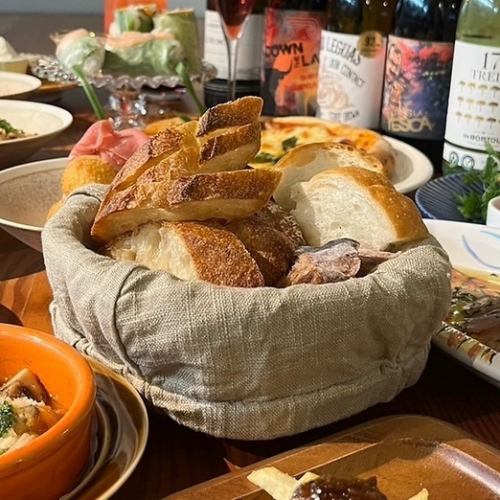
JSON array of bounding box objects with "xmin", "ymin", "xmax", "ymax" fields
[
  {"xmin": 61, "ymin": 155, "xmax": 117, "ymax": 195},
  {"xmin": 153, "ymin": 9, "xmax": 202, "ymax": 74},
  {"xmin": 252, "ymin": 116, "xmax": 396, "ymax": 177},
  {"xmin": 109, "ymin": 3, "xmax": 157, "ymax": 35},
  {"xmin": 70, "ymin": 119, "xmax": 149, "ymax": 170},
  {"xmin": 56, "ymin": 29, "xmax": 105, "ymax": 76},
  {"xmin": 143, "ymin": 116, "xmax": 188, "ymax": 135},
  {"xmin": 272, "ymin": 142, "xmax": 387, "ymax": 210},
  {"xmin": 291, "ymin": 167, "xmax": 429, "ymax": 249},
  {"xmin": 89, "ymin": 96, "xmax": 428, "ymax": 288},
  {"xmin": 0, "ymin": 368, "xmax": 63, "ymax": 455},
  {"xmin": 449, "ymin": 144, "xmax": 500, "ymax": 224},
  {"xmin": 448, "ymin": 269, "xmax": 500, "ymax": 351},
  {"xmin": 91, "ymin": 97, "xmax": 265, "ymax": 242},
  {"xmin": 104, "ymin": 31, "xmax": 184, "ymax": 76},
  {"xmin": 0, "ymin": 118, "xmax": 35, "ymax": 141},
  {"xmin": 247, "ymin": 467, "xmax": 428, "ymax": 500}
]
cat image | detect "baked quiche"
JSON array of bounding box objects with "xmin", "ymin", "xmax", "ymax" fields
[{"xmin": 251, "ymin": 116, "xmax": 396, "ymax": 177}]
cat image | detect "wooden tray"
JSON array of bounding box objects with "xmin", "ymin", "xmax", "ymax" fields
[{"xmin": 169, "ymin": 416, "xmax": 500, "ymax": 500}]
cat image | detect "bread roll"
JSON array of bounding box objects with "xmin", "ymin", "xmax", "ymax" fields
[
  {"xmin": 291, "ymin": 167, "xmax": 428, "ymax": 250},
  {"xmin": 104, "ymin": 221, "xmax": 265, "ymax": 288},
  {"xmin": 273, "ymin": 142, "xmax": 386, "ymax": 210}
]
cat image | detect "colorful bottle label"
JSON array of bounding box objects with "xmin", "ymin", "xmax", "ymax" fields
[
  {"xmin": 262, "ymin": 8, "xmax": 325, "ymax": 116},
  {"xmin": 444, "ymin": 40, "xmax": 500, "ymax": 163},
  {"xmin": 381, "ymin": 35, "xmax": 455, "ymax": 139},
  {"xmin": 204, "ymin": 9, "xmax": 264, "ymax": 80},
  {"xmin": 317, "ymin": 30, "xmax": 386, "ymax": 128}
]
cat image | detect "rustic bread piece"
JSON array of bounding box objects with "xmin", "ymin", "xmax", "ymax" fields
[
  {"xmin": 91, "ymin": 169, "xmax": 282, "ymax": 242},
  {"xmin": 291, "ymin": 167, "xmax": 428, "ymax": 250},
  {"xmin": 104, "ymin": 221, "xmax": 265, "ymax": 287},
  {"xmin": 273, "ymin": 142, "xmax": 386, "ymax": 210},
  {"xmin": 196, "ymin": 97, "xmax": 264, "ymax": 172},
  {"xmin": 227, "ymin": 216, "xmax": 296, "ymax": 286}
]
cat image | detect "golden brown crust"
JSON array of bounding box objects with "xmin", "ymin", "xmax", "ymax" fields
[
  {"xmin": 197, "ymin": 96, "xmax": 263, "ymax": 136},
  {"xmin": 227, "ymin": 216, "xmax": 296, "ymax": 286},
  {"xmin": 172, "ymin": 222, "xmax": 265, "ymax": 287},
  {"xmin": 143, "ymin": 117, "xmax": 190, "ymax": 136}
]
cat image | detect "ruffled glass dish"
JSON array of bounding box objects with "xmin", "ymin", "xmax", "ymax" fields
[{"xmin": 28, "ymin": 54, "xmax": 216, "ymax": 128}]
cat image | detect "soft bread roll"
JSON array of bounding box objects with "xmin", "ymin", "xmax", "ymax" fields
[
  {"xmin": 273, "ymin": 142, "xmax": 387, "ymax": 210},
  {"xmin": 196, "ymin": 96, "xmax": 263, "ymax": 172},
  {"xmin": 91, "ymin": 169, "xmax": 282, "ymax": 242},
  {"xmin": 104, "ymin": 221, "xmax": 265, "ymax": 287},
  {"xmin": 226, "ymin": 203, "xmax": 305, "ymax": 285},
  {"xmin": 291, "ymin": 167, "xmax": 429, "ymax": 250}
]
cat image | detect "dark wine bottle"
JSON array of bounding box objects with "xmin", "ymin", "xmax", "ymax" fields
[
  {"xmin": 380, "ymin": 0, "xmax": 461, "ymax": 168},
  {"xmin": 261, "ymin": 0, "xmax": 327, "ymax": 116},
  {"xmin": 317, "ymin": 0, "xmax": 396, "ymax": 128},
  {"xmin": 204, "ymin": 0, "xmax": 265, "ymax": 107}
]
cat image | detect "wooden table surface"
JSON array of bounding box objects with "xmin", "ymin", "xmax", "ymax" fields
[{"xmin": 1, "ymin": 13, "xmax": 499, "ymax": 500}]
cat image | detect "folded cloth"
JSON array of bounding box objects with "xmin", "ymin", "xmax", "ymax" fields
[{"xmin": 42, "ymin": 185, "xmax": 452, "ymax": 440}]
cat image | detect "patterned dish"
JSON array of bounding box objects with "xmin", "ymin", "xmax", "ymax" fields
[{"xmin": 425, "ymin": 219, "xmax": 500, "ymax": 387}]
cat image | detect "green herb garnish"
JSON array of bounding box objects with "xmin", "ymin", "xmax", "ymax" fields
[
  {"xmin": 450, "ymin": 142, "xmax": 500, "ymax": 223},
  {"xmin": 0, "ymin": 119, "xmax": 20, "ymax": 135},
  {"xmin": 0, "ymin": 402, "xmax": 14, "ymax": 437},
  {"xmin": 253, "ymin": 151, "xmax": 281, "ymax": 164},
  {"xmin": 282, "ymin": 135, "xmax": 298, "ymax": 152}
]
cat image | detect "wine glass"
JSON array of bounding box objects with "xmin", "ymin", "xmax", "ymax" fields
[{"xmin": 215, "ymin": 0, "xmax": 257, "ymax": 101}]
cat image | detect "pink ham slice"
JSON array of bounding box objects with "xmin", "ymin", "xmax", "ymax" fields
[{"xmin": 70, "ymin": 119, "xmax": 149, "ymax": 170}]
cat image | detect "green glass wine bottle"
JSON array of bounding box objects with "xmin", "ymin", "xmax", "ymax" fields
[{"xmin": 443, "ymin": 0, "xmax": 500, "ymax": 172}]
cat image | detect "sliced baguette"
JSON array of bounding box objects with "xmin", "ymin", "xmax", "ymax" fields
[
  {"xmin": 291, "ymin": 167, "xmax": 428, "ymax": 250},
  {"xmin": 91, "ymin": 169, "xmax": 282, "ymax": 242},
  {"xmin": 273, "ymin": 142, "xmax": 386, "ymax": 210},
  {"xmin": 104, "ymin": 221, "xmax": 265, "ymax": 287}
]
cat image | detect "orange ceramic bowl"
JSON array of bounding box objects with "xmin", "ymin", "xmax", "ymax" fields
[{"xmin": 0, "ymin": 324, "xmax": 96, "ymax": 499}]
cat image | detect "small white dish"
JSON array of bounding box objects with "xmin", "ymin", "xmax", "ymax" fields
[
  {"xmin": 425, "ymin": 219, "xmax": 500, "ymax": 388},
  {"xmin": 0, "ymin": 70, "xmax": 41, "ymax": 98},
  {"xmin": 486, "ymin": 195, "xmax": 500, "ymax": 228},
  {"xmin": 384, "ymin": 136, "xmax": 434, "ymax": 194},
  {"xmin": 0, "ymin": 100, "xmax": 73, "ymax": 169},
  {"xmin": 0, "ymin": 157, "xmax": 67, "ymax": 251}
]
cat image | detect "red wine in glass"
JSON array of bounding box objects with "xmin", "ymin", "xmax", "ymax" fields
[{"xmin": 215, "ymin": 0, "xmax": 257, "ymax": 99}]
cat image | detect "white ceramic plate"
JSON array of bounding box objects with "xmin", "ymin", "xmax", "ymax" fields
[
  {"xmin": 0, "ymin": 157, "xmax": 66, "ymax": 251},
  {"xmin": 425, "ymin": 219, "xmax": 500, "ymax": 388},
  {"xmin": 385, "ymin": 136, "xmax": 434, "ymax": 194},
  {"xmin": 0, "ymin": 70, "xmax": 41, "ymax": 98},
  {"xmin": 0, "ymin": 100, "xmax": 72, "ymax": 169}
]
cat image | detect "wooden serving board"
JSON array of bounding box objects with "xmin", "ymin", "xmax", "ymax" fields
[{"xmin": 169, "ymin": 415, "xmax": 500, "ymax": 500}]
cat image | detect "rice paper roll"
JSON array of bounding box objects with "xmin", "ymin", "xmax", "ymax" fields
[
  {"xmin": 153, "ymin": 9, "xmax": 202, "ymax": 74},
  {"xmin": 56, "ymin": 29, "xmax": 105, "ymax": 76},
  {"xmin": 104, "ymin": 32, "xmax": 184, "ymax": 76},
  {"xmin": 109, "ymin": 4, "xmax": 157, "ymax": 36}
]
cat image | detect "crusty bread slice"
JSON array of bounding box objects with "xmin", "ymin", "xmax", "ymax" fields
[
  {"xmin": 226, "ymin": 203, "xmax": 303, "ymax": 286},
  {"xmin": 91, "ymin": 169, "xmax": 282, "ymax": 242},
  {"xmin": 273, "ymin": 142, "xmax": 386, "ymax": 210},
  {"xmin": 104, "ymin": 221, "xmax": 265, "ymax": 287},
  {"xmin": 196, "ymin": 97, "xmax": 263, "ymax": 172},
  {"xmin": 291, "ymin": 167, "xmax": 429, "ymax": 250}
]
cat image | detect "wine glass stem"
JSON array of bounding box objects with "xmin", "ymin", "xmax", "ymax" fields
[{"xmin": 224, "ymin": 36, "xmax": 240, "ymax": 101}]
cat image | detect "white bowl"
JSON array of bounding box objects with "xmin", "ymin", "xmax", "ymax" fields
[
  {"xmin": 0, "ymin": 100, "xmax": 73, "ymax": 169},
  {"xmin": 0, "ymin": 157, "xmax": 66, "ymax": 251},
  {"xmin": 0, "ymin": 70, "xmax": 40, "ymax": 98}
]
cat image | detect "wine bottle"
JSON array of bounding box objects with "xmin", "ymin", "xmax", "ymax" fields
[
  {"xmin": 261, "ymin": 0, "xmax": 327, "ymax": 116},
  {"xmin": 443, "ymin": 0, "xmax": 500, "ymax": 172},
  {"xmin": 316, "ymin": 0, "xmax": 396, "ymax": 128},
  {"xmin": 204, "ymin": 0, "xmax": 265, "ymax": 106},
  {"xmin": 380, "ymin": 0, "xmax": 460, "ymax": 167}
]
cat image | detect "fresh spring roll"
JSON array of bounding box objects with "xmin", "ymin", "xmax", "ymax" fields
[
  {"xmin": 103, "ymin": 31, "xmax": 184, "ymax": 76},
  {"xmin": 109, "ymin": 3, "xmax": 157, "ymax": 36},
  {"xmin": 153, "ymin": 9, "xmax": 202, "ymax": 74},
  {"xmin": 56, "ymin": 28, "xmax": 105, "ymax": 75}
]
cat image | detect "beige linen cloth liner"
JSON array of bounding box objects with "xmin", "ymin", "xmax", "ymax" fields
[{"xmin": 42, "ymin": 185, "xmax": 452, "ymax": 440}]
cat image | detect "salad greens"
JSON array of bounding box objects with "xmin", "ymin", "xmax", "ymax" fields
[
  {"xmin": 449, "ymin": 143, "xmax": 500, "ymax": 223},
  {"xmin": 0, "ymin": 402, "xmax": 14, "ymax": 437}
]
